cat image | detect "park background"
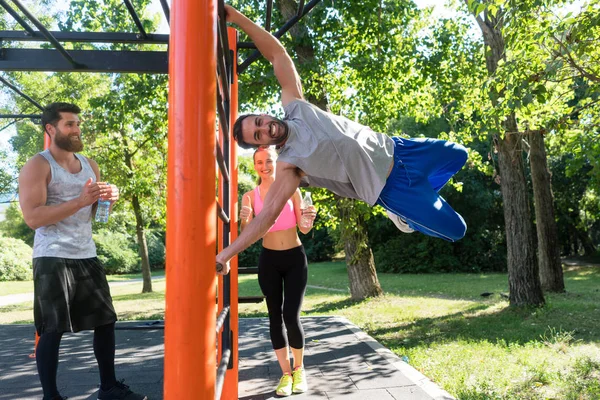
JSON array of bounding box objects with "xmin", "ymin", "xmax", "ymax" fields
[{"xmin": 0, "ymin": 0, "xmax": 599, "ymax": 399}]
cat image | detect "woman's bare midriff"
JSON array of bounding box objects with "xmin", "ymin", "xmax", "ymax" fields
[{"xmin": 262, "ymin": 226, "xmax": 302, "ymax": 251}]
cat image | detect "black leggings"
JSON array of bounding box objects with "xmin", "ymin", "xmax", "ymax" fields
[
  {"xmin": 36, "ymin": 323, "xmax": 117, "ymax": 399},
  {"xmin": 258, "ymin": 245, "xmax": 308, "ymax": 350}
]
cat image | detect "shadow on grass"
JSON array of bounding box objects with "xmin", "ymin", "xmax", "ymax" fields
[
  {"xmin": 369, "ymin": 301, "xmax": 600, "ymax": 350},
  {"xmin": 304, "ymin": 296, "xmax": 364, "ymax": 314}
]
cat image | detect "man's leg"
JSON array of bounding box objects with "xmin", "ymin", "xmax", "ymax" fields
[
  {"xmin": 378, "ymin": 137, "xmax": 467, "ymax": 241},
  {"xmin": 94, "ymin": 322, "xmax": 117, "ymax": 390},
  {"xmin": 35, "ymin": 331, "xmax": 63, "ymax": 400},
  {"xmin": 380, "ymin": 183, "xmax": 466, "ymax": 241},
  {"xmin": 392, "ymin": 137, "xmax": 468, "ymax": 189},
  {"xmin": 33, "ymin": 257, "xmax": 72, "ymax": 400}
]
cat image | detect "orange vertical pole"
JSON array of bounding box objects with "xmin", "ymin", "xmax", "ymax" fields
[
  {"xmin": 217, "ymin": 119, "xmax": 225, "ymax": 360},
  {"xmin": 31, "ymin": 130, "xmax": 51, "ymax": 359},
  {"xmin": 43, "ymin": 133, "xmax": 50, "ymax": 150},
  {"xmin": 165, "ymin": 0, "xmax": 216, "ymax": 399},
  {"xmin": 222, "ymin": 26, "xmax": 239, "ymax": 400}
]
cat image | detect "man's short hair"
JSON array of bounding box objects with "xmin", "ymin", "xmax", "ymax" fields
[
  {"xmin": 41, "ymin": 102, "xmax": 81, "ymax": 134},
  {"xmin": 232, "ymin": 114, "xmax": 258, "ymax": 149}
]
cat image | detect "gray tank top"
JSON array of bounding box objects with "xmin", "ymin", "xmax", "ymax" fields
[
  {"xmin": 279, "ymin": 100, "xmax": 394, "ymax": 206},
  {"xmin": 33, "ymin": 150, "xmax": 97, "ymax": 259}
]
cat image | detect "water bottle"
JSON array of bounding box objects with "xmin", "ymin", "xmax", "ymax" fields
[
  {"xmin": 95, "ymin": 186, "xmax": 111, "ymax": 224},
  {"xmin": 300, "ymin": 191, "xmax": 313, "ymax": 229}
]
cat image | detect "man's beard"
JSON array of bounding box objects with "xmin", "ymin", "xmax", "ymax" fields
[
  {"xmin": 271, "ymin": 118, "xmax": 289, "ymax": 146},
  {"xmin": 54, "ymin": 128, "xmax": 83, "ymax": 152}
]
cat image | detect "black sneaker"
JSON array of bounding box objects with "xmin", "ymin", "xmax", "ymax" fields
[
  {"xmin": 97, "ymin": 380, "xmax": 147, "ymax": 400},
  {"xmin": 48, "ymin": 396, "xmax": 67, "ymax": 400}
]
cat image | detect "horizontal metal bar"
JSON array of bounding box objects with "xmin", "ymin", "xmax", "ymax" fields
[
  {"xmin": 215, "ymin": 348, "xmax": 231, "ymax": 400},
  {"xmin": 0, "ymin": 114, "xmax": 40, "ymax": 118},
  {"xmin": 237, "ymin": 41, "xmax": 257, "ymax": 49},
  {"xmin": 238, "ymin": 267, "xmax": 259, "ymax": 274},
  {"xmin": 0, "ymin": 76, "xmax": 43, "ymax": 110},
  {"xmin": 0, "ymin": 48, "xmax": 168, "ymax": 73},
  {"xmin": 123, "ymin": 0, "xmax": 148, "ymax": 39},
  {"xmin": 0, "ymin": 0, "xmax": 36, "ymax": 35},
  {"xmin": 238, "ymin": 0, "xmax": 322, "ymax": 73},
  {"xmin": 216, "ymin": 199, "xmax": 230, "ymax": 224},
  {"xmin": 215, "ymin": 306, "xmax": 230, "ymax": 334},
  {"xmin": 115, "ymin": 321, "xmax": 164, "ymax": 330},
  {"xmin": 239, "ymin": 296, "xmax": 265, "ymax": 304},
  {"xmin": 0, "ymin": 30, "xmax": 169, "ymax": 44},
  {"xmin": 10, "ymin": 0, "xmax": 82, "ymax": 68}
]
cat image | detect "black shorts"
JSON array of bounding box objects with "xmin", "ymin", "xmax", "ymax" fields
[{"xmin": 33, "ymin": 257, "xmax": 117, "ymax": 334}]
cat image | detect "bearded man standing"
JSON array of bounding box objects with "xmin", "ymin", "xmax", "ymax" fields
[{"xmin": 18, "ymin": 103, "xmax": 146, "ymax": 400}]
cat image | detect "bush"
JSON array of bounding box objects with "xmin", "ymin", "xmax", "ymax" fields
[
  {"xmin": 300, "ymin": 226, "xmax": 335, "ymax": 262},
  {"xmin": 0, "ymin": 237, "xmax": 33, "ymax": 281},
  {"xmin": 147, "ymin": 230, "xmax": 165, "ymax": 268},
  {"xmin": 238, "ymin": 241, "xmax": 262, "ymax": 269},
  {"xmin": 94, "ymin": 230, "xmax": 140, "ymax": 274},
  {"xmin": 237, "ymin": 225, "xmax": 335, "ymax": 269}
]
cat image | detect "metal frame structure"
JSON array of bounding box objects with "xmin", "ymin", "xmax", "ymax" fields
[{"xmin": 0, "ymin": 1, "xmax": 322, "ymax": 399}]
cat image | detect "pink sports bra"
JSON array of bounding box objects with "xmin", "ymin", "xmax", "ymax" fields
[{"xmin": 253, "ymin": 186, "xmax": 297, "ymax": 232}]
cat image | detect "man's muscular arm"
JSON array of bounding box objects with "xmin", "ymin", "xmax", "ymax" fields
[
  {"xmin": 216, "ymin": 162, "xmax": 302, "ymax": 274},
  {"xmin": 18, "ymin": 155, "xmax": 103, "ymax": 230}
]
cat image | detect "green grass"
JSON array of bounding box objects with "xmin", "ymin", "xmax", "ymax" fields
[
  {"xmin": 0, "ymin": 270, "xmax": 166, "ymax": 296},
  {"xmin": 2, "ymin": 263, "xmax": 599, "ymax": 399},
  {"xmin": 0, "ymin": 280, "xmax": 34, "ymax": 296}
]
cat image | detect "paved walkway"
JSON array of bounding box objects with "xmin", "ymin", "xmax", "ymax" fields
[{"xmin": 0, "ymin": 317, "xmax": 454, "ymax": 399}]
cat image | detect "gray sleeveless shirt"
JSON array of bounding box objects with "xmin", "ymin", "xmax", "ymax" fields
[
  {"xmin": 33, "ymin": 150, "xmax": 97, "ymax": 259},
  {"xmin": 279, "ymin": 100, "xmax": 394, "ymax": 206}
]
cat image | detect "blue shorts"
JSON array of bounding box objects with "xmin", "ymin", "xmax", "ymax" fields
[{"xmin": 376, "ymin": 137, "xmax": 468, "ymax": 242}]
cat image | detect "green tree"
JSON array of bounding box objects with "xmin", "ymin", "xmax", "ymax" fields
[
  {"xmin": 463, "ymin": 0, "xmax": 545, "ymax": 306},
  {"xmin": 86, "ymin": 73, "xmax": 168, "ymax": 293}
]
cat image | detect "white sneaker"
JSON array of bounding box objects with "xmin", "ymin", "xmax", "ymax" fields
[{"xmin": 386, "ymin": 211, "xmax": 415, "ymax": 233}]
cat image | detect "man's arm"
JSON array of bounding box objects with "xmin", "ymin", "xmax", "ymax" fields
[
  {"xmin": 225, "ymin": 5, "xmax": 302, "ymax": 106},
  {"xmin": 216, "ymin": 162, "xmax": 301, "ymax": 272},
  {"xmin": 18, "ymin": 155, "xmax": 102, "ymax": 230}
]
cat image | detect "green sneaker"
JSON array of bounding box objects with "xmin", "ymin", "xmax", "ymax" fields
[
  {"xmin": 292, "ymin": 366, "xmax": 308, "ymax": 394},
  {"xmin": 275, "ymin": 373, "xmax": 293, "ymax": 397}
]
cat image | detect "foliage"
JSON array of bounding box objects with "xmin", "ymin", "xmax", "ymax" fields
[
  {"xmin": 94, "ymin": 229, "xmax": 139, "ymax": 274},
  {"xmin": 238, "ymin": 241, "xmax": 263, "ymax": 269},
  {"xmin": 0, "ymin": 203, "xmax": 34, "ymax": 246},
  {"xmin": 300, "ymin": 225, "xmax": 336, "ymax": 262},
  {"xmin": 0, "ymin": 237, "xmax": 32, "ymax": 281},
  {"xmin": 147, "ymin": 230, "xmax": 166, "ymax": 269}
]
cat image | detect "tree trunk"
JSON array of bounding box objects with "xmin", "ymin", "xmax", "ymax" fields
[
  {"xmin": 471, "ymin": 4, "xmax": 544, "ymax": 306},
  {"xmin": 132, "ymin": 195, "xmax": 153, "ymax": 293},
  {"xmin": 278, "ymin": 0, "xmax": 382, "ymax": 298},
  {"xmin": 338, "ymin": 198, "xmax": 383, "ymax": 300},
  {"xmin": 528, "ymin": 131, "xmax": 564, "ymax": 292},
  {"xmin": 119, "ymin": 130, "xmax": 153, "ymax": 294}
]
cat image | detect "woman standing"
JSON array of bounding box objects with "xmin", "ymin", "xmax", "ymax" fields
[{"xmin": 240, "ymin": 147, "xmax": 316, "ymax": 396}]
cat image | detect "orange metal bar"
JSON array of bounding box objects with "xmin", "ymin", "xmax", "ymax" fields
[
  {"xmin": 32, "ymin": 126, "xmax": 52, "ymax": 358},
  {"xmin": 165, "ymin": 0, "xmax": 217, "ymax": 398},
  {"xmin": 217, "ymin": 113, "xmax": 224, "ymax": 363},
  {"xmin": 43, "ymin": 132, "xmax": 50, "ymax": 150},
  {"xmin": 222, "ymin": 26, "xmax": 240, "ymax": 400}
]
